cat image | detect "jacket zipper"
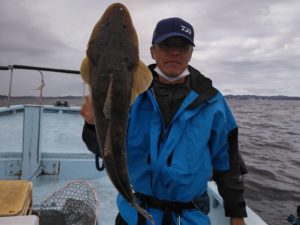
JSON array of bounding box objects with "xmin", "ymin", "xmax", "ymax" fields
[{"xmin": 150, "ymin": 89, "xmax": 169, "ymax": 154}]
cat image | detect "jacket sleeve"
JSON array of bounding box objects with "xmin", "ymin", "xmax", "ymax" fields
[
  {"xmin": 213, "ymin": 127, "xmax": 248, "ymax": 217},
  {"xmin": 210, "ymin": 97, "xmax": 248, "ymax": 218},
  {"xmin": 82, "ymin": 122, "xmax": 101, "ymax": 156}
]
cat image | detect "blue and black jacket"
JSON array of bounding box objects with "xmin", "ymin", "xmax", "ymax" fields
[{"xmin": 82, "ymin": 64, "xmax": 248, "ymax": 224}]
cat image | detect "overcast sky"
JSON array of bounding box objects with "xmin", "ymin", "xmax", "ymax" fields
[{"xmin": 0, "ymin": 0, "xmax": 299, "ymax": 97}]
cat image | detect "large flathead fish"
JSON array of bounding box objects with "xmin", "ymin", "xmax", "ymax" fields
[{"xmin": 80, "ymin": 3, "xmax": 153, "ymax": 224}]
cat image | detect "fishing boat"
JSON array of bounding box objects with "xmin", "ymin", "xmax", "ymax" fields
[{"xmin": 0, "ymin": 65, "xmax": 268, "ymax": 225}]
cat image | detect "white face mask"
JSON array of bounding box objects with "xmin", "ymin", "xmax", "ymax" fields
[{"xmin": 154, "ymin": 66, "xmax": 190, "ymax": 82}]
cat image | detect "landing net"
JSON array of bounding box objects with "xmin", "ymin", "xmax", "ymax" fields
[{"xmin": 39, "ymin": 180, "xmax": 99, "ymax": 225}]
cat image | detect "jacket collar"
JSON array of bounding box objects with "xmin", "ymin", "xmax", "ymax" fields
[{"xmin": 148, "ymin": 64, "xmax": 218, "ymax": 108}]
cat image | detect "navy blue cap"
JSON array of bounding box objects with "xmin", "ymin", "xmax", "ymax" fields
[{"xmin": 152, "ymin": 17, "xmax": 195, "ymax": 46}]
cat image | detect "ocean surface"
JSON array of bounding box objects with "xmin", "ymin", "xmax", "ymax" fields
[
  {"xmin": 227, "ymin": 98, "xmax": 300, "ymax": 225},
  {"xmin": 1, "ymin": 96, "xmax": 299, "ymax": 225}
]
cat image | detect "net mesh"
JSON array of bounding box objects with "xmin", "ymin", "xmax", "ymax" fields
[{"xmin": 39, "ymin": 180, "xmax": 99, "ymax": 225}]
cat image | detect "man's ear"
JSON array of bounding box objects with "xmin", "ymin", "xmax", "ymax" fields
[{"xmin": 150, "ymin": 46, "xmax": 155, "ymax": 59}]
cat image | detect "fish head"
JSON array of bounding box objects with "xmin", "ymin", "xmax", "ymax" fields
[
  {"xmin": 80, "ymin": 3, "xmax": 152, "ymax": 106},
  {"xmin": 87, "ymin": 3, "xmax": 139, "ymax": 65}
]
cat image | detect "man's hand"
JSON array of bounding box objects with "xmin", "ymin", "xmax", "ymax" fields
[
  {"xmin": 230, "ymin": 217, "xmax": 245, "ymax": 225},
  {"xmin": 80, "ymin": 95, "xmax": 94, "ymax": 125}
]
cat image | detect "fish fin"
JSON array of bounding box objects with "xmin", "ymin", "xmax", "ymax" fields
[
  {"xmin": 132, "ymin": 201, "xmax": 154, "ymax": 225},
  {"xmin": 130, "ymin": 60, "xmax": 153, "ymax": 104},
  {"xmin": 103, "ymin": 80, "xmax": 113, "ymax": 119},
  {"xmin": 80, "ymin": 57, "xmax": 91, "ymax": 86},
  {"xmin": 103, "ymin": 123, "xmax": 112, "ymax": 157}
]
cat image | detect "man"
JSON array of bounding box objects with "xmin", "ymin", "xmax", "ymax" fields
[{"xmin": 81, "ymin": 17, "xmax": 248, "ymax": 225}]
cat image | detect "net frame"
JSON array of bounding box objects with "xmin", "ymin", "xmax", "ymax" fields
[{"xmin": 39, "ymin": 180, "xmax": 99, "ymax": 225}]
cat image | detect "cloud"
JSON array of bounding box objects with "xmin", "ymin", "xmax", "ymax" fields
[
  {"xmin": 189, "ymin": 0, "xmax": 300, "ymax": 96},
  {"xmin": 0, "ymin": 1, "xmax": 70, "ymax": 65},
  {"xmin": 0, "ymin": 0, "xmax": 299, "ymax": 96}
]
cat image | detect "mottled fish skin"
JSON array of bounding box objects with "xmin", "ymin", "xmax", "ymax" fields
[{"xmin": 85, "ymin": 3, "xmax": 154, "ymax": 224}]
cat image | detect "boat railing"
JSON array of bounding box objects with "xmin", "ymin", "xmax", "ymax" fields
[
  {"xmin": 0, "ymin": 64, "xmax": 82, "ymax": 107},
  {"xmin": 0, "ymin": 105, "xmax": 101, "ymax": 183}
]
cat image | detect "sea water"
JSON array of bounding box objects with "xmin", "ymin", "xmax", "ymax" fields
[{"xmin": 228, "ymin": 99, "xmax": 300, "ymax": 225}]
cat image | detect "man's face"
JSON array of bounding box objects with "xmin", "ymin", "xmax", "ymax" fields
[{"xmin": 151, "ymin": 37, "xmax": 193, "ymax": 77}]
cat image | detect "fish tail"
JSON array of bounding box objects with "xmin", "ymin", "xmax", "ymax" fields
[{"xmin": 132, "ymin": 201, "xmax": 155, "ymax": 225}]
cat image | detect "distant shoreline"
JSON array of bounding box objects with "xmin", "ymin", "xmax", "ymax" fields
[
  {"xmin": 225, "ymin": 95, "xmax": 300, "ymax": 100},
  {"xmin": 0, "ymin": 95, "xmax": 83, "ymax": 98},
  {"xmin": 1, "ymin": 95, "xmax": 300, "ymax": 100}
]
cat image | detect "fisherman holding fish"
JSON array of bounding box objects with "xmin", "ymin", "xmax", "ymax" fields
[{"xmin": 80, "ymin": 4, "xmax": 247, "ymax": 225}]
